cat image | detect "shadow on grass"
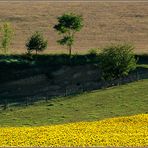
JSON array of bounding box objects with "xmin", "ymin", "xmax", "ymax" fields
[{"xmin": 0, "ymin": 53, "xmax": 147, "ymax": 109}]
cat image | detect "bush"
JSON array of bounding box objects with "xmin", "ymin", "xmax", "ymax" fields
[
  {"xmin": 0, "ymin": 22, "xmax": 14, "ymax": 54},
  {"xmin": 26, "ymin": 31, "xmax": 47, "ymax": 55},
  {"xmin": 87, "ymin": 48, "xmax": 99, "ymax": 62},
  {"xmin": 99, "ymin": 44, "xmax": 137, "ymax": 80},
  {"xmin": 88, "ymin": 48, "xmax": 98, "ymax": 56}
]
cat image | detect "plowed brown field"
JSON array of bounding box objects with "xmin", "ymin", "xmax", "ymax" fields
[{"xmin": 0, "ymin": 1, "xmax": 148, "ymax": 54}]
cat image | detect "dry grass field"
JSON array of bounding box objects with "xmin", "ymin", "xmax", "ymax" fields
[{"xmin": 0, "ymin": 1, "xmax": 148, "ymax": 54}]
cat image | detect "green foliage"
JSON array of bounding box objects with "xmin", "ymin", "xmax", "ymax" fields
[
  {"xmin": 0, "ymin": 53, "xmax": 145, "ymax": 84},
  {"xmin": 88, "ymin": 48, "xmax": 98, "ymax": 57},
  {"xmin": 26, "ymin": 31, "xmax": 48, "ymax": 55},
  {"xmin": 100, "ymin": 44, "xmax": 137, "ymax": 80},
  {"xmin": 57, "ymin": 36, "xmax": 74, "ymax": 46},
  {"xmin": 0, "ymin": 22, "xmax": 13, "ymax": 54},
  {"xmin": 54, "ymin": 13, "xmax": 83, "ymax": 33},
  {"xmin": 54, "ymin": 13, "xmax": 83, "ymax": 56},
  {"xmin": 88, "ymin": 48, "xmax": 98, "ymax": 55}
]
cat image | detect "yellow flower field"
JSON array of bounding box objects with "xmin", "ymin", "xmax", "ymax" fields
[{"xmin": 0, "ymin": 114, "xmax": 148, "ymax": 147}]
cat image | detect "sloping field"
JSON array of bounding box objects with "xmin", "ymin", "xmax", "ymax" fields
[
  {"xmin": 0, "ymin": 79, "xmax": 147, "ymax": 127},
  {"xmin": 0, "ymin": 114, "xmax": 147, "ymax": 146},
  {"xmin": 0, "ymin": 1, "xmax": 148, "ymax": 54}
]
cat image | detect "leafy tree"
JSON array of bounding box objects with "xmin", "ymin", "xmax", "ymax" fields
[
  {"xmin": 26, "ymin": 31, "xmax": 47, "ymax": 55},
  {"xmin": 100, "ymin": 44, "xmax": 137, "ymax": 81},
  {"xmin": 0, "ymin": 22, "xmax": 13, "ymax": 54},
  {"xmin": 54, "ymin": 13, "xmax": 83, "ymax": 56}
]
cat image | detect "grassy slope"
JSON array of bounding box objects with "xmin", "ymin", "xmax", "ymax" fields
[{"xmin": 0, "ymin": 79, "xmax": 147, "ymax": 127}]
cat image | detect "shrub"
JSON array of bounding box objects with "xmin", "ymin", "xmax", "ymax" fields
[
  {"xmin": 26, "ymin": 31, "xmax": 47, "ymax": 55},
  {"xmin": 99, "ymin": 44, "xmax": 137, "ymax": 80},
  {"xmin": 88, "ymin": 48, "xmax": 98, "ymax": 55},
  {"xmin": 87, "ymin": 48, "xmax": 98, "ymax": 59},
  {"xmin": 0, "ymin": 22, "xmax": 13, "ymax": 54},
  {"xmin": 70, "ymin": 54, "xmax": 87, "ymax": 65}
]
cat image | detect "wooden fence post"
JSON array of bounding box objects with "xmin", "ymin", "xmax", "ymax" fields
[
  {"xmin": 136, "ymin": 71, "xmax": 139, "ymax": 81},
  {"xmin": 26, "ymin": 97, "xmax": 29, "ymax": 106},
  {"xmin": 3, "ymin": 99, "xmax": 8, "ymax": 110},
  {"xmin": 65, "ymin": 88, "xmax": 67, "ymax": 96},
  {"xmin": 45, "ymin": 95, "xmax": 48, "ymax": 103}
]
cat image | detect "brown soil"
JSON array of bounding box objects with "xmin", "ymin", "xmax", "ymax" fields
[{"xmin": 0, "ymin": 1, "xmax": 148, "ymax": 54}]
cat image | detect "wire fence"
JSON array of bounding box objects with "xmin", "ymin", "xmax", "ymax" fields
[{"xmin": 0, "ymin": 72, "xmax": 147, "ymax": 110}]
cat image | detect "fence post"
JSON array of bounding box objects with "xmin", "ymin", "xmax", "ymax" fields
[
  {"xmin": 3, "ymin": 99, "xmax": 8, "ymax": 110},
  {"xmin": 102, "ymin": 80, "xmax": 106, "ymax": 89},
  {"xmin": 45, "ymin": 95, "xmax": 48, "ymax": 103},
  {"xmin": 65, "ymin": 88, "xmax": 67, "ymax": 96},
  {"xmin": 81, "ymin": 85, "xmax": 84, "ymax": 93},
  {"xmin": 26, "ymin": 97, "xmax": 29, "ymax": 106},
  {"xmin": 118, "ymin": 77, "xmax": 121, "ymax": 86},
  {"xmin": 136, "ymin": 71, "xmax": 139, "ymax": 81}
]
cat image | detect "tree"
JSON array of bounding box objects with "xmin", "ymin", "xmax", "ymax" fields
[
  {"xmin": 26, "ymin": 31, "xmax": 47, "ymax": 55},
  {"xmin": 0, "ymin": 22, "xmax": 13, "ymax": 54},
  {"xmin": 54, "ymin": 13, "xmax": 83, "ymax": 56},
  {"xmin": 99, "ymin": 44, "xmax": 137, "ymax": 81}
]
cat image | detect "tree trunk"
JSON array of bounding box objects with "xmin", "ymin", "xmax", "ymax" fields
[{"xmin": 69, "ymin": 45, "xmax": 72, "ymax": 56}]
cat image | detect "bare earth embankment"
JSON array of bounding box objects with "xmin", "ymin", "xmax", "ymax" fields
[{"xmin": 0, "ymin": 1, "xmax": 148, "ymax": 54}]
